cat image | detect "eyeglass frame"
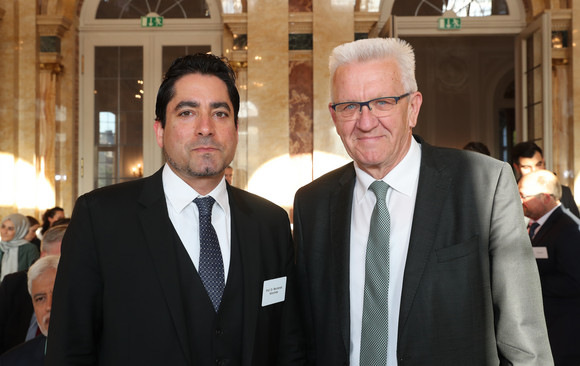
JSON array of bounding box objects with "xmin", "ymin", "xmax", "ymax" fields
[
  {"xmin": 330, "ymin": 92, "xmax": 412, "ymax": 117},
  {"xmin": 519, "ymin": 192, "xmax": 555, "ymax": 200}
]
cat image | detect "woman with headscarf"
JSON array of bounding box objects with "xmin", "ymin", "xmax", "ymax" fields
[{"xmin": 0, "ymin": 213, "xmax": 40, "ymax": 281}]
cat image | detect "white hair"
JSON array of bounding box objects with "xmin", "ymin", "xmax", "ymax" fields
[
  {"xmin": 329, "ymin": 38, "xmax": 418, "ymax": 98},
  {"xmin": 27, "ymin": 255, "xmax": 60, "ymax": 295}
]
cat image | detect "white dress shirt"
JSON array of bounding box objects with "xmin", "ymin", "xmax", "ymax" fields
[
  {"xmin": 349, "ymin": 138, "xmax": 421, "ymax": 366},
  {"xmin": 162, "ymin": 164, "xmax": 232, "ymax": 281}
]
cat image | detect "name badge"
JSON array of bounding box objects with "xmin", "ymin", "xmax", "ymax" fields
[
  {"xmin": 261, "ymin": 276, "xmax": 287, "ymax": 307},
  {"xmin": 533, "ymin": 247, "xmax": 549, "ymax": 259}
]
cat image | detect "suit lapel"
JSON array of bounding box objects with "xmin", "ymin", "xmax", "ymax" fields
[
  {"xmin": 137, "ymin": 168, "xmax": 191, "ymax": 365},
  {"xmin": 399, "ymin": 140, "xmax": 452, "ymax": 331},
  {"xmin": 532, "ymin": 206, "xmax": 563, "ymax": 244},
  {"xmin": 330, "ymin": 164, "xmax": 356, "ymax": 355},
  {"xmin": 227, "ymin": 186, "xmax": 262, "ymax": 366}
]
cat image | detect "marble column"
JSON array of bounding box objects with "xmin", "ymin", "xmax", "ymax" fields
[
  {"xmin": 312, "ymin": 0, "xmax": 354, "ymax": 178},
  {"xmin": 573, "ymin": 0, "xmax": 580, "ymax": 200},
  {"xmin": 246, "ymin": 0, "xmax": 289, "ymax": 207}
]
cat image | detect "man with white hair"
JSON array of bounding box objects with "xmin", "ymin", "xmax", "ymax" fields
[
  {"xmin": 0, "ymin": 255, "xmax": 59, "ymax": 365},
  {"xmin": 294, "ymin": 37, "xmax": 553, "ymax": 365},
  {"xmin": 519, "ymin": 170, "xmax": 580, "ymax": 365},
  {"xmin": 0, "ymin": 225, "xmax": 66, "ymax": 354}
]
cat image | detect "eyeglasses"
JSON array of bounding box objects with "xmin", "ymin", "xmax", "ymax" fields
[
  {"xmin": 331, "ymin": 93, "xmax": 411, "ymax": 121},
  {"xmin": 520, "ymin": 192, "xmax": 554, "ymax": 200}
]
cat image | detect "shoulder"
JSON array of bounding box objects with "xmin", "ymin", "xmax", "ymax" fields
[
  {"xmin": 228, "ymin": 185, "xmax": 289, "ymax": 220},
  {"xmin": 17, "ymin": 243, "xmax": 39, "ymax": 255},
  {"xmin": 295, "ymin": 162, "xmax": 355, "ymax": 199},
  {"xmin": 0, "ymin": 336, "xmax": 45, "ymax": 364}
]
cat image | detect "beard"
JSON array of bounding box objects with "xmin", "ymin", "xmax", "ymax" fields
[{"xmin": 162, "ymin": 147, "xmax": 228, "ymax": 178}]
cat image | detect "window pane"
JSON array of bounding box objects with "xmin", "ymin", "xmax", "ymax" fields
[
  {"xmin": 94, "ymin": 46, "xmax": 143, "ymax": 188},
  {"xmin": 96, "ymin": 0, "xmax": 210, "ymax": 19},
  {"xmin": 392, "ymin": 0, "xmax": 508, "ymax": 17},
  {"xmin": 162, "ymin": 45, "xmax": 211, "ymax": 74}
]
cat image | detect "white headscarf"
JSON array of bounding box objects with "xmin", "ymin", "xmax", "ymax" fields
[{"xmin": 0, "ymin": 213, "xmax": 31, "ymax": 281}]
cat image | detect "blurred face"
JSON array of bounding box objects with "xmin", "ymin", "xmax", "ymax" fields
[
  {"xmin": 31, "ymin": 267, "xmax": 56, "ymax": 336},
  {"xmin": 155, "ymin": 73, "xmax": 238, "ymax": 194},
  {"xmin": 0, "ymin": 220, "xmax": 16, "ymax": 242},
  {"xmin": 330, "ymin": 59, "xmax": 422, "ymax": 179},
  {"xmin": 225, "ymin": 166, "xmax": 233, "ymax": 184},
  {"xmin": 25, "ymin": 224, "xmax": 39, "ymax": 241},
  {"xmin": 519, "ymin": 176, "xmax": 549, "ymax": 220},
  {"xmin": 516, "ymin": 151, "xmax": 545, "ymax": 176},
  {"xmin": 48, "ymin": 210, "xmax": 64, "ymax": 226}
]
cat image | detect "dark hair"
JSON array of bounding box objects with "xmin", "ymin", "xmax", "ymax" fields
[
  {"xmin": 155, "ymin": 53, "xmax": 240, "ymax": 128},
  {"xmin": 26, "ymin": 215, "xmax": 40, "ymax": 227},
  {"xmin": 463, "ymin": 141, "xmax": 490, "ymax": 156},
  {"xmin": 41, "ymin": 207, "xmax": 64, "ymax": 234},
  {"xmin": 512, "ymin": 141, "xmax": 543, "ymax": 164}
]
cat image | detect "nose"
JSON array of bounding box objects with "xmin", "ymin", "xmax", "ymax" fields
[
  {"xmin": 196, "ymin": 114, "xmax": 215, "ymax": 136},
  {"xmin": 356, "ymin": 103, "xmax": 378, "ymax": 131}
]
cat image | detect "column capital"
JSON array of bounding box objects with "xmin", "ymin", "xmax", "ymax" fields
[{"xmin": 37, "ymin": 15, "xmax": 72, "ymax": 37}]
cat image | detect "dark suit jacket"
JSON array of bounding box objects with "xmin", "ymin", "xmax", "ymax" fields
[
  {"xmin": 531, "ymin": 206, "xmax": 580, "ymax": 365},
  {"xmin": 293, "ymin": 136, "xmax": 553, "ymax": 366},
  {"xmin": 45, "ymin": 167, "xmax": 303, "ymax": 365},
  {"xmin": 0, "ymin": 271, "xmax": 33, "ymax": 354},
  {"xmin": 0, "ymin": 335, "xmax": 45, "ymax": 366},
  {"xmin": 559, "ymin": 185, "xmax": 579, "ymax": 218}
]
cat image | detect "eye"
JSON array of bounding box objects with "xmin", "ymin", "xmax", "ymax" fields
[
  {"xmin": 34, "ymin": 295, "xmax": 47, "ymax": 304},
  {"xmin": 336, "ymin": 103, "xmax": 359, "ymax": 113},
  {"xmin": 178, "ymin": 110, "xmax": 194, "ymax": 117},
  {"xmin": 214, "ymin": 110, "xmax": 229, "ymax": 118}
]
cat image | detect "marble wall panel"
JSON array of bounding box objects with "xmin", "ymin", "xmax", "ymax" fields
[
  {"xmin": 290, "ymin": 0, "xmax": 312, "ymax": 12},
  {"xmin": 289, "ymin": 60, "xmax": 313, "ymax": 156},
  {"xmin": 247, "ymin": 0, "xmax": 290, "ymax": 207}
]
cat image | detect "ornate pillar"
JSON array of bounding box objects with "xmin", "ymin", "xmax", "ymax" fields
[{"xmin": 36, "ymin": 15, "xmax": 71, "ymax": 210}]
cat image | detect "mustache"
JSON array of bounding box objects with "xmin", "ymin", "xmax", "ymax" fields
[{"xmin": 187, "ymin": 137, "xmax": 223, "ymax": 150}]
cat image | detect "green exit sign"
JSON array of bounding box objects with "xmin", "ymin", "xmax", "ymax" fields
[
  {"xmin": 438, "ymin": 17, "xmax": 461, "ymax": 30},
  {"xmin": 141, "ymin": 16, "xmax": 163, "ymax": 28}
]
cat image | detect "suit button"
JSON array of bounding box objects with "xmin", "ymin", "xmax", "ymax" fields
[
  {"xmin": 215, "ymin": 359, "xmax": 227, "ymax": 365},
  {"xmin": 215, "ymin": 328, "xmax": 223, "ymax": 336}
]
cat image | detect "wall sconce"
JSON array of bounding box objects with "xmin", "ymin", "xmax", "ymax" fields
[{"xmin": 132, "ymin": 164, "xmax": 143, "ymax": 178}]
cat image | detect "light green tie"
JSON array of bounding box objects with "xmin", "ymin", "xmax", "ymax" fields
[{"xmin": 360, "ymin": 180, "xmax": 390, "ymax": 366}]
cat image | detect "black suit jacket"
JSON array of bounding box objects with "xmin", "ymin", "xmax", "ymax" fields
[
  {"xmin": 0, "ymin": 271, "xmax": 33, "ymax": 354},
  {"xmin": 45, "ymin": 167, "xmax": 303, "ymax": 365},
  {"xmin": 559, "ymin": 185, "xmax": 579, "ymax": 218},
  {"xmin": 0, "ymin": 335, "xmax": 45, "ymax": 366},
  {"xmin": 293, "ymin": 136, "xmax": 553, "ymax": 366},
  {"xmin": 531, "ymin": 206, "xmax": 580, "ymax": 365}
]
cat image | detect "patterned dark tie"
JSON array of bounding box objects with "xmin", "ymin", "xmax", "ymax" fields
[
  {"xmin": 360, "ymin": 180, "xmax": 390, "ymax": 366},
  {"xmin": 194, "ymin": 196, "xmax": 225, "ymax": 312}
]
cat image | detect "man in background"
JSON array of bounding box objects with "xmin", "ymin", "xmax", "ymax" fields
[
  {"xmin": 0, "ymin": 255, "xmax": 60, "ymax": 366},
  {"xmin": 0, "ymin": 225, "xmax": 66, "ymax": 354},
  {"xmin": 519, "ymin": 170, "xmax": 580, "ymax": 365},
  {"xmin": 512, "ymin": 141, "xmax": 579, "ymax": 217},
  {"xmin": 294, "ymin": 37, "xmax": 552, "ymax": 365}
]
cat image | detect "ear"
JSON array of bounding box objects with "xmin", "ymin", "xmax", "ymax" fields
[
  {"xmin": 407, "ymin": 91, "xmax": 423, "ymax": 128},
  {"xmin": 154, "ymin": 120, "xmax": 164, "ymax": 148}
]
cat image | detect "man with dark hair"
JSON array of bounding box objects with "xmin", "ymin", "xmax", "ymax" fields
[
  {"xmin": 512, "ymin": 141, "xmax": 579, "ymax": 217},
  {"xmin": 46, "ymin": 53, "xmax": 302, "ymax": 365}
]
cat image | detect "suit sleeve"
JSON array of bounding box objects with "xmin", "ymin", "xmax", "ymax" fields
[
  {"xmin": 490, "ymin": 163, "xmax": 554, "ymax": 365},
  {"xmin": 45, "ymin": 194, "xmax": 103, "ymax": 365}
]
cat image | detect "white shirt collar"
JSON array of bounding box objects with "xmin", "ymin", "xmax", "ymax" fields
[
  {"xmin": 162, "ymin": 163, "xmax": 230, "ymax": 216},
  {"xmin": 353, "ymin": 137, "xmax": 422, "ymax": 202}
]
